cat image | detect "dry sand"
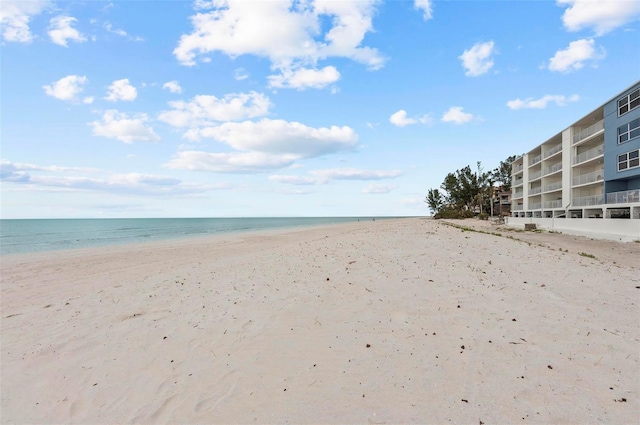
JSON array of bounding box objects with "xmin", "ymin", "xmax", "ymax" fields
[{"xmin": 1, "ymin": 218, "xmax": 638, "ymax": 424}]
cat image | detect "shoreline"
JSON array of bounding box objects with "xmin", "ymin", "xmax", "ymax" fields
[
  {"xmin": 2, "ymin": 217, "xmax": 638, "ymax": 423},
  {"xmin": 0, "ymin": 216, "xmax": 399, "ymax": 257}
]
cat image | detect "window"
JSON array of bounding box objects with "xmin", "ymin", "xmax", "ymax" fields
[
  {"xmin": 618, "ymin": 88, "xmax": 640, "ymax": 116},
  {"xmin": 618, "ymin": 118, "xmax": 640, "ymax": 144},
  {"xmin": 618, "ymin": 149, "xmax": 640, "ymax": 171}
]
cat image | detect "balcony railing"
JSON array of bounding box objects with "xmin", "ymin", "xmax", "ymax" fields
[
  {"xmin": 544, "ymin": 182, "xmax": 562, "ymax": 192},
  {"xmin": 529, "ymin": 170, "xmax": 542, "ymax": 180},
  {"xmin": 513, "ymin": 205, "xmax": 524, "ymax": 211},
  {"xmin": 606, "ymin": 189, "xmax": 640, "ymax": 204},
  {"xmin": 543, "ymin": 162, "xmax": 562, "ymax": 176},
  {"xmin": 513, "ymin": 190, "xmax": 523, "ymax": 199},
  {"xmin": 573, "ymin": 194, "xmax": 604, "ymax": 207},
  {"xmin": 530, "ymin": 154, "xmax": 542, "ymax": 165},
  {"xmin": 529, "ymin": 202, "xmax": 542, "ymax": 210},
  {"xmin": 572, "ymin": 169, "xmax": 603, "ymax": 187},
  {"xmin": 512, "ymin": 164, "xmax": 523, "ymax": 174},
  {"xmin": 573, "ymin": 145, "xmax": 604, "ymax": 165},
  {"xmin": 529, "ymin": 186, "xmax": 542, "ymax": 195},
  {"xmin": 544, "ymin": 144, "xmax": 562, "ymax": 158},
  {"xmin": 513, "ymin": 178, "xmax": 523, "ymax": 186},
  {"xmin": 544, "ymin": 200, "xmax": 563, "ymax": 209},
  {"xmin": 572, "ymin": 119, "xmax": 604, "ymax": 145}
]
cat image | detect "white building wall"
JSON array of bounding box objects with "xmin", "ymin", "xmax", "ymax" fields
[
  {"xmin": 506, "ymin": 217, "xmax": 640, "ymax": 242},
  {"xmin": 561, "ymin": 128, "xmax": 572, "ymax": 209}
]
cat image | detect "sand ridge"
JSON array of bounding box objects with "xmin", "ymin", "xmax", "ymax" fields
[{"xmin": 1, "ymin": 218, "xmax": 638, "ymax": 424}]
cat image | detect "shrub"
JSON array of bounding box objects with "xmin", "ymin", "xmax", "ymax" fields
[{"xmin": 477, "ymin": 212, "xmax": 489, "ymax": 220}]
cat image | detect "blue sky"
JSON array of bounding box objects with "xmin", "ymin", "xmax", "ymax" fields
[{"xmin": 1, "ymin": 0, "xmax": 639, "ymax": 218}]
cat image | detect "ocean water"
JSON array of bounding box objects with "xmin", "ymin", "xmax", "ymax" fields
[{"xmin": 0, "ymin": 217, "xmax": 380, "ymax": 256}]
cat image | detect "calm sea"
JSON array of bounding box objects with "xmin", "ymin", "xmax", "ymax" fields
[{"xmin": 0, "ymin": 217, "xmax": 380, "ymax": 256}]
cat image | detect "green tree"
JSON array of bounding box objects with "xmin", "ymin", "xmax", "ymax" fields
[
  {"xmin": 425, "ymin": 188, "xmax": 444, "ymax": 214},
  {"xmin": 492, "ymin": 155, "xmax": 517, "ymax": 191}
]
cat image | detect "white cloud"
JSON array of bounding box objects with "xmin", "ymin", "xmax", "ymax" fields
[
  {"xmin": 104, "ymin": 22, "xmax": 127, "ymax": 37},
  {"xmin": 414, "ymin": 0, "xmax": 433, "ymax": 20},
  {"xmin": 105, "ymin": 78, "xmax": 137, "ymax": 101},
  {"xmin": 268, "ymin": 175, "xmax": 319, "ymax": 185},
  {"xmin": 270, "ymin": 168, "xmax": 402, "ymax": 185},
  {"xmin": 82, "ymin": 96, "xmax": 94, "ymax": 104},
  {"xmin": 162, "ymin": 80, "xmax": 183, "ymax": 94},
  {"xmin": 48, "ymin": 16, "xmax": 87, "ymax": 47},
  {"xmin": 558, "ymin": 0, "xmax": 640, "ymax": 36},
  {"xmin": 234, "ymin": 68, "xmax": 249, "ymax": 81},
  {"xmin": 104, "ymin": 22, "xmax": 144, "ymax": 41},
  {"xmin": 459, "ymin": 41, "xmax": 496, "ymax": 76},
  {"xmin": 548, "ymin": 38, "xmax": 605, "ymax": 73},
  {"xmin": 166, "ymin": 151, "xmax": 296, "ymax": 173},
  {"xmin": 89, "ymin": 110, "xmax": 160, "ymax": 143},
  {"xmin": 441, "ymin": 106, "xmax": 474, "ymax": 124},
  {"xmin": 43, "ymin": 75, "xmax": 88, "ymax": 102},
  {"xmin": 268, "ymin": 66, "xmax": 340, "ymax": 90},
  {"xmin": 195, "ymin": 119, "xmax": 358, "ymax": 158},
  {"xmin": 312, "ymin": 168, "xmax": 401, "ymax": 181},
  {"xmin": 167, "ymin": 118, "xmax": 360, "ymax": 174},
  {"xmin": 507, "ymin": 94, "xmax": 580, "ymax": 110},
  {"xmin": 158, "ymin": 91, "xmax": 271, "ymax": 128},
  {"xmin": 1, "ymin": 159, "xmax": 224, "ymax": 196},
  {"xmin": 173, "ymin": 0, "xmax": 384, "ymax": 89},
  {"xmin": 389, "ymin": 110, "xmax": 416, "ymax": 127},
  {"xmin": 363, "ymin": 184, "xmax": 396, "ymax": 194},
  {"xmin": 0, "ymin": 0, "xmax": 50, "ymax": 43}
]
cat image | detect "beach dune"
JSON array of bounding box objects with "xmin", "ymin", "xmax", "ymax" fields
[{"xmin": 1, "ymin": 218, "xmax": 638, "ymax": 424}]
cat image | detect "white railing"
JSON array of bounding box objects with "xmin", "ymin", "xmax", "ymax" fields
[
  {"xmin": 513, "ymin": 190, "xmax": 523, "ymax": 199},
  {"xmin": 530, "ymin": 154, "xmax": 542, "ymax": 165},
  {"xmin": 543, "ymin": 162, "xmax": 562, "ymax": 176},
  {"xmin": 512, "ymin": 164, "xmax": 523, "ymax": 174},
  {"xmin": 529, "ymin": 170, "xmax": 542, "ymax": 180},
  {"xmin": 572, "ymin": 169, "xmax": 603, "ymax": 186},
  {"xmin": 606, "ymin": 189, "xmax": 640, "ymax": 204},
  {"xmin": 529, "ymin": 202, "xmax": 542, "ymax": 210},
  {"xmin": 513, "ymin": 178, "xmax": 523, "ymax": 186},
  {"xmin": 572, "ymin": 119, "xmax": 604, "ymax": 144},
  {"xmin": 544, "ymin": 144, "xmax": 562, "ymax": 158},
  {"xmin": 544, "ymin": 182, "xmax": 562, "ymax": 192},
  {"xmin": 529, "ymin": 186, "xmax": 542, "ymax": 195},
  {"xmin": 513, "ymin": 205, "xmax": 524, "ymax": 211},
  {"xmin": 544, "ymin": 200, "xmax": 563, "ymax": 208},
  {"xmin": 573, "ymin": 145, "xmax": 604, "ymax": 165},
  {"xmin": 573, "ymin": 194, "xmax": 604, "ymax": 207}
]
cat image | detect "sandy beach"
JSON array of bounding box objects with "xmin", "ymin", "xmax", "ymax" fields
[{"xmin": 1, "ymin": 217, "xmax": 639, "ymax": 424}]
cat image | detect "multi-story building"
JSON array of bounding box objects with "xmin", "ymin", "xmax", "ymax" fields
[{"xmin": 509, "ymin": 81, "xmax": 639, "ymax": 240}]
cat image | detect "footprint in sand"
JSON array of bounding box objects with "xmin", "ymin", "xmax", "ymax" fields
[{"xmin": 194, "ymin": 369, "xmax": 239, "ymax": 414}]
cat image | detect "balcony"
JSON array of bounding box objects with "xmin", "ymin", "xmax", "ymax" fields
[
  {"xmin": 530, "ymin": 154, "xmax": 542, "ymax": 165},
  {"xmin": 606, "ymin": 189, "xmax": 640, "ymax": 204},
  {"xmin": 544, "ymin": 182, "xmax": 562, "ymax": 192},
  {"xmin": 513, "ymin": 178, "xmax": 523, "ymax": 186},
  {"xmin": 512, "ymin": 164, "xmax": 523, "ymax": 174},
  {"xmin": 529, "ymin": 186, "xmax": 542, "ymax": 195},
  {"xmin": 513, "ymin": 205, "xmax": 524, "ymax": 211},
  {"xmin": 529, "ymin": 170, "xmax": 542, "ymax": 180},
  {"xmin": 543, "ymin": 162, "xmax": 562, "ymax": 176},
  {"xmin": 573, "ymin": 194, "xmax": 604, "ymax": 207},
  {"xmin": 573, "ymin": 145, "xmax": 604, "ymax": 166},
  {"xmin": 529, "ymin": 202, "xmax": 542, "ymax": 210},
  {"xmin": 544, "ymin": 144, "xmax": 562, "ymax": 159},
  {"xmin": 513, "ymin": 190, "xmax": 523, "ymax": 199},
  {"xmin": 572, "ymin": 119, "xmax": 604, "ymax": 145},
  {"xmin": 544, "ymin": 200, "xmax": 563, "ymax": 209},
  {"xmin": 572, "ymin": 169, "xmax": 603, "ymax": 187}
]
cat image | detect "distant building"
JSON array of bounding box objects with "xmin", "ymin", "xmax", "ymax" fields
[{"xmin": 508, "ymin": 81, "xmax": 639, "ymax": 240}]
